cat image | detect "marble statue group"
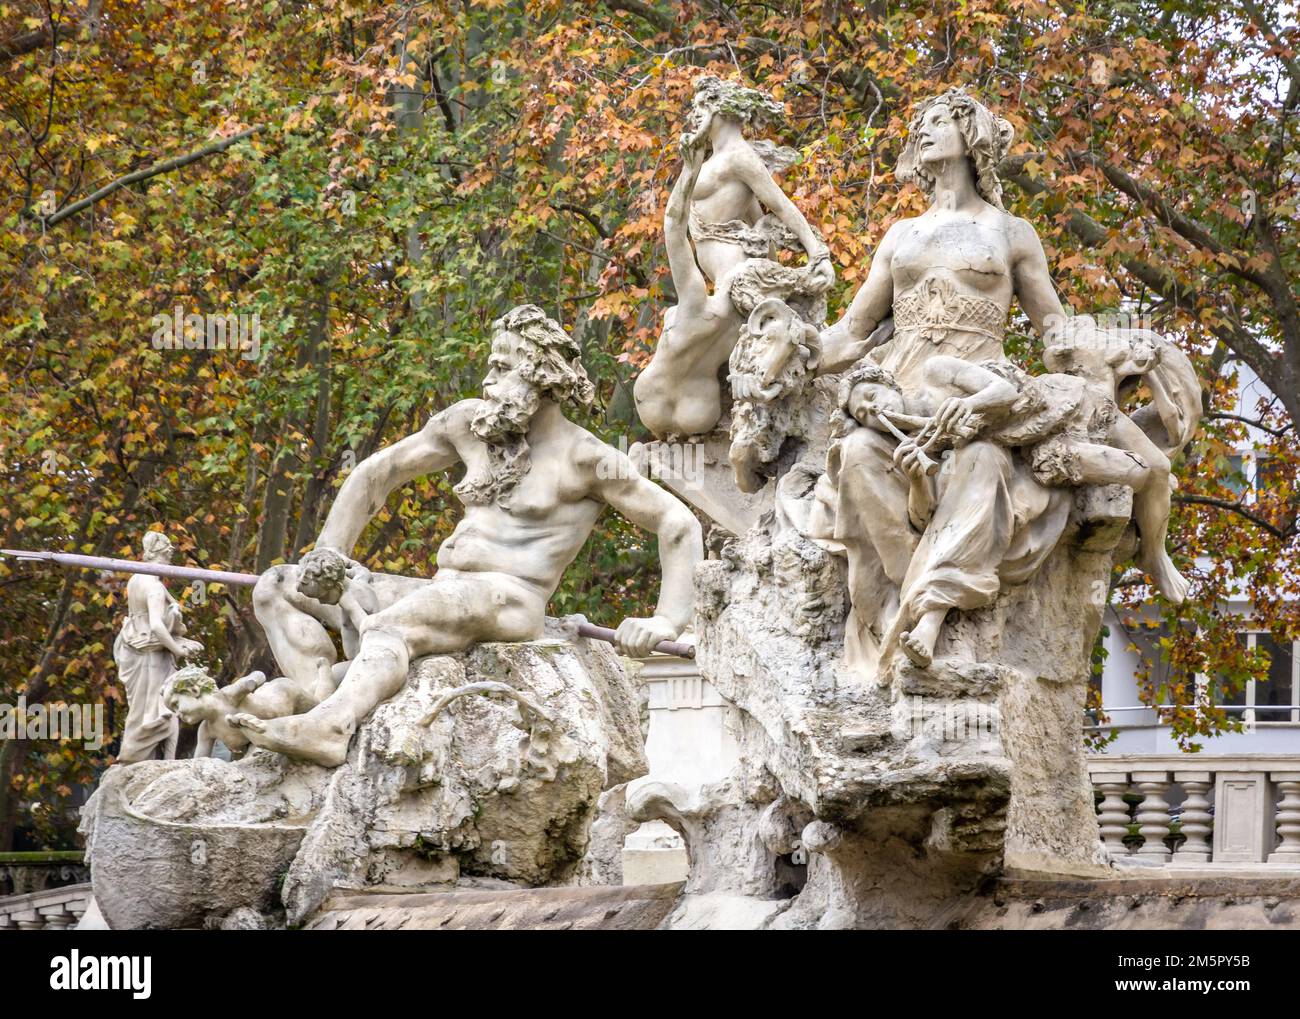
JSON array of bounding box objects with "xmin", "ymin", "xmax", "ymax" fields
[{"xmin": 95, "ymin": 79, "xmax": 1205, "ymax": 929}]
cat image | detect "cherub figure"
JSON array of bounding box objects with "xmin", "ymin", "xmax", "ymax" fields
[
  {"xmin": 162, "ymin": 664, "xmax": 320, "ymax": 759},
  {"xmin": 253, "ymin": 544, "xmax": 388, "ymax": 702},
  {"xmin": 877, "ymin": 322, "xmax": 1198, "ymax": 667},
  {"xmin": 810, "ymin": 315, "xmax": 1199, "ymax": 673}
]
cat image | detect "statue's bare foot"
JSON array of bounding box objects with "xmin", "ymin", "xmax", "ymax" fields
[
  {"xmin": 900, "ymin": 630, "xmax": 933, "ymax": 668},
  {"xmin": 227, "ymin": 711, "xmax": 351, "ymax": 768},
  {"xmin": 1144, "ymin": 550, "xmax": 1190, "ymax": 604}
]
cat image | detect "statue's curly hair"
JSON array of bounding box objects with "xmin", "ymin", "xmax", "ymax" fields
[
  {"xmin": 460, "ymin": 306, "xmax": 592, "ymax": 509},
  {"xmin": 300, "ymin": 546, "xmax": 349, "ymax": 586},
  {"xmin": 494, "ymin": 304, "xmax": 594, "ymax": 409},
  {"xmin": 141, "ymin": 529, "xmax": 174, "ymax": 563},
  {"xmin": 691, "ymin": 75, "xmax": 786, "ymax": 129},
  {"xmin": 896, "ymin": 89, "xmax": 1015, "ymax": 210},
  {"xmin": 836, "ymin": 359, "xmax": 901, "ymax": 410},
  {"xmin": 163, "ymin": 664, "xmax": 217, "ymax": 700},
  {"xmin": 832, "ymin": 360, "xmax": 903, "ymax": 438}
]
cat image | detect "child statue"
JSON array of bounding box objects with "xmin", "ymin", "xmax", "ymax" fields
[{"xmin": 162, "ymin": 664, "xmax": 320, "ymax": 759}]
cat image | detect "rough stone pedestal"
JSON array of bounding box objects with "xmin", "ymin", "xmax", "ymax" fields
[
  {"xmin": 80, "ymin": 627, "xmax": 645, "ymax": 929},
  {"xmin": 636, "ymin": 485, "xmax": 1131, "ymax": 929}
]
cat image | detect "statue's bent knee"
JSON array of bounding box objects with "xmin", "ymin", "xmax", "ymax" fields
[{"xmin": 355, "ymin": 625, "xmax": 410, "ymax": 669}]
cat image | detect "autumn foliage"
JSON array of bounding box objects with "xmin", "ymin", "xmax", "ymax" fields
[{"xmin": 1, "ymin": 0, "xmax": 1297, "ymax": 846}]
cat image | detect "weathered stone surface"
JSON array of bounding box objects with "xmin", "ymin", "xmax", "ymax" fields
[
  {"xmin": 304, "ymin": 881, "xmax": 684, "ymax": 930},
  {"xmin": 640, "ymin": 453, "xmax": 1127, "ymax": 928},
  {"xmin": 958, "ymin": 875, "xmax": 1300, "ymax": 930},
  {"xmin": 80, "ymin": 755, "xmax": 314, "ymax": 930},
  {"xmin": 81, "ymin": 630, "xmax": 645, "ymax": 929}
]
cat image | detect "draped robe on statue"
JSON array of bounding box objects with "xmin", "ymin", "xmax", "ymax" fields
[
  {"xmin": 113, "ymin": 578, "xmax": 181, "ymax": 763},
  {"xmin": 808, "ymin": 298, "xmax": 1074, "ymax": 678}
]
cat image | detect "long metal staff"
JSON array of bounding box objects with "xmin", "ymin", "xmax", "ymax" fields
[{"xmin": 0, "ymin": 548, "xmax": 696, "ymax": 659}]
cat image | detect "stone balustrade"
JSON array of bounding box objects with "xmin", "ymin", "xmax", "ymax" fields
[
  {"xmin": 0, "ymin": 881, "xmax": 91, "ymax": 930},
  {"xmin": 1088, "ymin": 755, "xmax": 1300, "ymax": 866}
]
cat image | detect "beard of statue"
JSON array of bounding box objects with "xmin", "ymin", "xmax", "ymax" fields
[{"xmin": 457, "ymin": 376, "xmax": 542, "ymax": 508}]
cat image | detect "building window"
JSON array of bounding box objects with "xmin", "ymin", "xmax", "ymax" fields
[
  {"xmin": 1255, "ymin": 633, "xmax": 1295, "ymax": 722},
  {"xmin": 1209, "ymin": 632, "xmax": 1300, "ymax": 724}
]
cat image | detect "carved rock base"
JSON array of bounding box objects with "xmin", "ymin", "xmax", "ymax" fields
[
  {"xmin": 651, "ymin": 484, "xmax": 1128, "ymax": 928},
  {"xmin": 80, "ymin": 626, "xmax": 645, "ymax": 929}
]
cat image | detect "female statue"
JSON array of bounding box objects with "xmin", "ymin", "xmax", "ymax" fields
[
  {"xmin": 682, "ymin": 76, "xmax": 832, "ymax": 286},
  {"xmin": 634, "ymin": 77, "xmax": 833, "ymax": 439},
  {"xmin": 813, "ymin": 90, "xmax": 1199, "ymax": 673},
  {"xmin": 112, "ymin": 531, "xmax": 202, "ymax": 762}
]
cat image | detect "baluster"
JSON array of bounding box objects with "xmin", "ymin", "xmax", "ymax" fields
[
  {"xmin": 1132, "ymin": 770, "xmax": 1173, "ymax": 862},
  {"xmin": 1172, "ymin": 771, "xmax": 1213, "ymax": 864},
  {"xmin": 39, "ymin": 905, "xmax": 73, "ymax": 930},
  {"xmin": 1092, "ymin": 772, "xmax": 1132, "ymax": 857},
  {"xmin": 1269, "ymin": 772, "xmax": 1300, "ymax": 864}
]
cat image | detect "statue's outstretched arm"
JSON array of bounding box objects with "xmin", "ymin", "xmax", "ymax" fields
[
  {"xmin": 316, "ymin": 409, "xmax": 460, "ymax": 555},
  {"xmin": 586, "ymin": 442, "xmax": 703, "ymax": 637},
  {"xmin": 820, "ymin": 221, "xmax": 902, "ymax": 372}
]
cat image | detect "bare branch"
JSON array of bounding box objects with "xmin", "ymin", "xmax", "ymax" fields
[{"xmin": 605, "ymin": 0, "xmax": 676, "ymax": 35}]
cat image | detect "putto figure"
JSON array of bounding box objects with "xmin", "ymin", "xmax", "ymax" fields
[
  {"xmin": 112, "ymin": 531, "xmax": 202, "ymax": 763},
  {"xmin": 237, "ymin": 304, "xmax": 703, "ymax": 766},
  {"xmin": 162, "ymin": 664, "xmax": 317, "ymax": 759}
]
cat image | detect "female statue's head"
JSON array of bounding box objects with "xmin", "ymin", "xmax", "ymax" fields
[
  {"xmin": 141, "ymin": 530, "xmax": 174, "ymax": 564},
  {"xmin": 686, "ymin": 75, "xmax": 785, "ymax": 140},
  {"xmin": 896, "ymin": 89, "xmax": 1015, "ymax": 210}
]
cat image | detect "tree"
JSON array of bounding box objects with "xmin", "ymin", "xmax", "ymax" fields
[{"xmin": 0, "ymin": 0, "xmax": 1295, "ymax": 847}]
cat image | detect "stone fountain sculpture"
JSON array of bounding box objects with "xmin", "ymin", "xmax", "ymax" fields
[
  {"xmin": 630, "ymin": 76, "xmax": 835, "ymax": 538},
  {"xmin": 629, "ymin": 87, "xmax": 1204, "ymax": 929},
  {"xmin": 79, "ymin": 82, "xmax": 1206, "ymax": 932},
  {"xmin": 80, "ymin": 304, "xmax": 703, "ymax": 928}
]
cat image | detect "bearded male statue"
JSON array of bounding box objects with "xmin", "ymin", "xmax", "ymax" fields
[{"xmin": 236, "ymin": 304, "xmax": 703, "ymax": 766}]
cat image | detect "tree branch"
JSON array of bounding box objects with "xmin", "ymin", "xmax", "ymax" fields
[
  {"xmin": 1205, "ymin": 411, "xmax": 1295, "ymax": 437},
  {"xmin": 1173, "ymin": 493, "xmax": 1294, "ymax": 540},
  {"xmin": 605, "ymin": 0, "xmax": 676, "ymax": 35},
  {"xmin": 43, "ymin": 125, "xmax": 265, "ymax": 228},
  {"xmin": 552, "ymin": 201, "xmax": 610, "ymax": 239}
]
